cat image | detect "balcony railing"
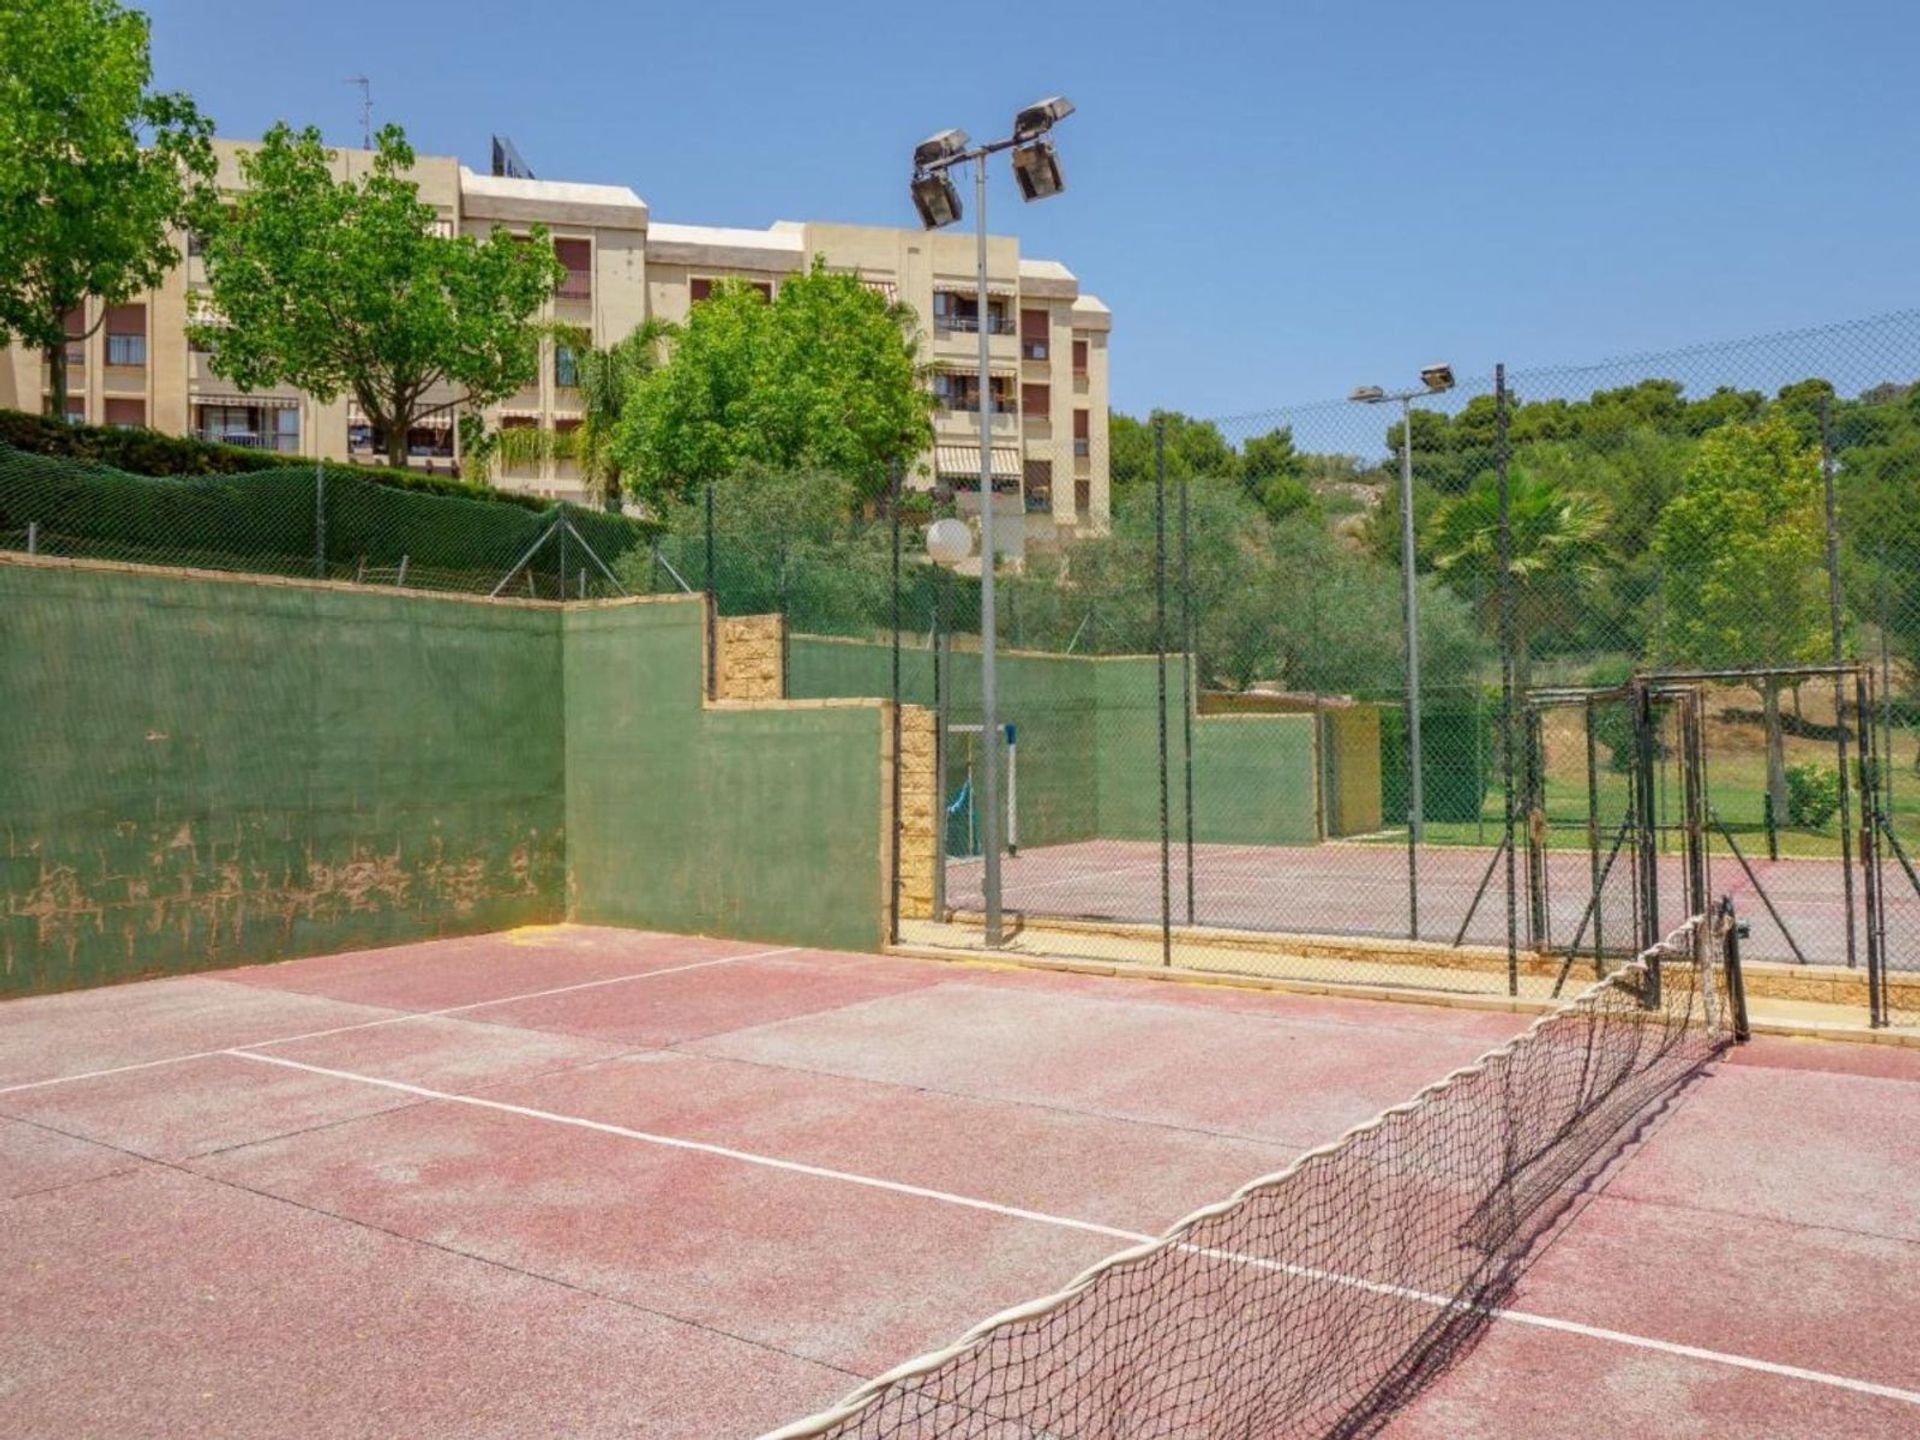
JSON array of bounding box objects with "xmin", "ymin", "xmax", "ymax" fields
[
  {"xmin": 935, "ymin": 312, "xmax": 1018, "ymax": 336},
  {"xmin": 1021, "ymin": 340, "xmax": 1049, "ymax": 361},
  {"xmin": 194, "ymin": 429, "xmax": 300, "ymax": 452},
  {"xmin": 105, "ymin": 335, "xmax": 146, "ymax": 367},
  {"xmin": 555, "ymin": 271, "xmax": 592, "ymax": 301},
  {"xmin": 1074, "ymin": 438, "xmax": 1091, "ymax": 457}
]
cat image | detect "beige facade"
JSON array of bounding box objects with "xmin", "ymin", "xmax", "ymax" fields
[{"xmin": 0, "ymin": 137, "xmax": 1113, "ymax": 549}]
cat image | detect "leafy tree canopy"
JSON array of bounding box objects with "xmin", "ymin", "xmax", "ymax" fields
[
  {"xmin": 614, "ymin": 260, "xmax": 933, "ymax": 507},
  {"xmin": 0, "ymin": 0, "xmax": 215, "ymax": 414},
  {"xmin": 192, "ymin": 122, "xmax": 563, "ymax": 468}
]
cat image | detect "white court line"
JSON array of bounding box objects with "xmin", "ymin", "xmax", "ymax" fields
[
  {"xmin": 0, "ymin": 946, "xmax": 799, "ymax": 1098},
  {"xmin": 227, "ymin": 1048, "xmax": 1920, "ymax": 1411}
]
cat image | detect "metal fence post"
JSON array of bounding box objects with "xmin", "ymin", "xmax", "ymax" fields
[
  {"xmin": 1154, "ymin": 421, "xmax": 1172, "ymax": 967},
  {"xmin": 1495, "ymin": 365, "xmax": 1518, "ymax": 995},
  {"xmin": 1179, "ymin": 471, "xmax": 1196, "ymax": 926},
  {"xmin": 889, "ymin": 465, "xmax": 903, "ymax": 946},
  {"xmin": 1821, "ymin": 396, "xmax": 1859, "ymax": 971},
  {"xmin": 314, "ymin": 459, "xmax": 327, "ymax": 579},
  {"xmin": 704, "ymin": 480, "xmax": 717, "ymax": 701}
]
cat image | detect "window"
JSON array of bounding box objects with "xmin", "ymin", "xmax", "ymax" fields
[
  {"xmin": 554, "ymin": 238, "xmax": 591, "ymax": 300},
  {"xmin": 63, "ymin": 306, "xmax": 86, "ymax": 340},
  {"xmin": 103, "ymin": 398, "xmax": 145, "ymax": 430},
  {"xmin": 104, "ymin": 303, "xmax": 146, "ymax": 366},
  {"xmin": 1024, "ymin": 458, "xmax": 1053, "ymax": 513},
  {"xmin": 554, "ymin": 345, "xmax": 578, "ymax": 388},
  {"xmin": 1074, "ymin": 409, "xmax": 1091, "ymax": 457},
  {"xmin": 1075, "ymin": 477, "xmax": 1091, "ymax": 515},
  {"xmin": 1021, "ymin": 310, "xmax": 1049, "ymax": 361},
  {"xmin": 1021, "ymin": 383, "xmax": 1050, "ymax": 416},
  {"xmin": 1072, "ymin": 337, "xmax": 1089, "ymax": 375}
]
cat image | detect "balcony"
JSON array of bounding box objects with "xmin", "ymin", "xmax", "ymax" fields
[
  {"xmin": 1021, "ymin": 339, "xmax": 1049, "ymax": 362},
  {"xmin": 1074, "ymin": 438, "xmax": 1091, "ymax": 458},
  {"xmin": 194, "ymin": 429, "xmax": 300, "ymax": 452},
  {"xmin": 105, "ymin": 334, "xmax": 146, "ymax": 367},
  {"xmin": 555, "ymin": 270, "xmax": 592, "ymax": 302}
]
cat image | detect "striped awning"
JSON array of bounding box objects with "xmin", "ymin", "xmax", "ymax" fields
[
  {"xmin": 195, "ymin": 393, "xmax": 299, "ymax": 410},
  {"xmin": 935, "ymin": 445, "xmax": 1022, "ymax": 480},
  {"xmin": 936, "ymin": 277, "xmax": 1017, "ymax": 298},
  {"xmin": 347, "ymin": 403, "xmax": 455, "ymax": 430}
]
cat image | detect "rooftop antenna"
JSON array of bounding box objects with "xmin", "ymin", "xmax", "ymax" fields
[{"xmin": 345, "ymin": 76, "xmax": 372, "ymax": 149}]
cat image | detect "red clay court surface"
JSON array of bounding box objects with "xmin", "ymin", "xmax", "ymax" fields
[
  {"xmin": 950, "ymin": 837, "xmax": 1920, "ymax": 976},
  {"xmin": 3, "ymin": 925, "xmax": 1918, "ymax": 1438}
]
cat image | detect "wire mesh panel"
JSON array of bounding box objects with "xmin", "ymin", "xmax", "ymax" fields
[
  {"xmin": 0, "ymin": 444, "xmax": 653, "ymax": 598},
  {"xmin": 764, "ymin": 914, "xmax": 1741, "ymax": 1440}
]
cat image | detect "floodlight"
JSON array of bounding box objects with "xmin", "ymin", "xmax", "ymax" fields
[
  {"xmin": 913, "ymin": 128, "xmax": 971, "ymax": 171},
  {"xmin": 1420, "ymin": 364, "xmax": 1455, "ymax": 393},
  {"xmin": 911, "ymin": 171, "xmax": 963, "ymax": 230},
  {"xmin": 1012, "ymin": 96, "xmax": 1075, "ymax": 143},
  {"xmin": 1011, "ymin": 139, "xmax": 1066, "ymax": 202},
  {"xmin": 1350, "ymin": 385, "xmax": 1386, "ymax": 404},
  {"xmin": 926, "ymin": 517, "xmax": 972, "ymax": 566}
]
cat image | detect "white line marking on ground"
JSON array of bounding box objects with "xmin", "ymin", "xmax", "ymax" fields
[
  {"xmin": 0, "ymin": 947, "xmax": 799, "ymax": 1098},
  {"xmin": 223, "ymin": 1049, "xmax": 1920, "ymax": 1410}
]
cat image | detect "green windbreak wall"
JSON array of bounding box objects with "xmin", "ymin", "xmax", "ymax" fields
[
  {"xmin": 790, "ymin": 636, "xmax": 1317, "ymax": 850},
  {"xmin": 567, "ymin": 602, "xmax": 887, "ymax": 952},
  {"xmin": 0, "ymin": 558, "xmax": 565, "ymax": 996},
  {"xmin": 787, "ymin": 635, "xmax": 1100, "ymax": 849}
]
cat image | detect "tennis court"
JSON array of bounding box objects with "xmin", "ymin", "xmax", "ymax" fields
[
  {"xmin": 4, "ymin": 922, "xmax": 1917, "ymax": 1437},
  {"xmin": 947, "ymin": 837, "xmax": 1888, "ymax": 969}
]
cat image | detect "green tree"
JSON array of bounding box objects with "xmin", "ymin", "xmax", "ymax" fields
[
  {"xmin": 0, "ymin": 0, "xmax": 214, "ymax": 418},
  {"xmin": 192, "ymin": 123, "xmax": 563, "ymax": 469},
  {"xmin": 1429, "ymin": 468, "xmax": 1609, "ymax": 691},
  {"xmin": 614, "ymin": 261, "xmax": 932, "ymax": 506},
  {"xmin": 1653, "ymin": 417, "xmax": 1829, "ymax": 819},
  {"xmin": 1242, "ymin": 424, "xmax": 1320, "ymax": 521},
  {"xmin": 1108, "ymin": 410, "xmax": 1241, "ymax": 489}
]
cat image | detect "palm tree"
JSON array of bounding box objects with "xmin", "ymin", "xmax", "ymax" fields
[
  {"xmin": 1429, "ymin": 468, "xmax": 1609, "ymax": 693},
  {"xmin": 466, "ymin": 318, "xmax": 674, "ymax": 509}
]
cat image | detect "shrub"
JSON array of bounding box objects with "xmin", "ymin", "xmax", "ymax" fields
[
  {"xmin": 0, "ymin": 409, "xmax": 552, "ymax": 513},
  {"xmin": 1785, "ymin": 761, "xmax": 1841, "ymax": 829}
]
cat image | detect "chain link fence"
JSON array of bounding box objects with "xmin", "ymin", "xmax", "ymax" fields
[
  {"xmin": 6, "ymin": 308, "xmax": 1917, "ymax": 1029},
  {"xmin": 0, "ymin": 444, "xmax": 655, "ymax": 598}
]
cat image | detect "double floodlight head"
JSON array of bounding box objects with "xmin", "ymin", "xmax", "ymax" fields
[
  {"xmin": 1011, "ymin": 138, "xmax": 1065, "ymax": 202},
  {"xmin": 910, "ymin": 98, "xmax": 1076, "ymax": 227},
  {"xmin": 913, "ymin": 128, "xmax": 971, "ymax": 172},
  {"xmin": 911, "ymin": 170, "xmax": 963, "ymax": 230},
  {"xmin": 1420, "ymin": 363, "xmax": 1455, "ymax": 394},
  {"xmin": 1349, "ymin": 364, "xmax": 1455, "ymax": 404},
  {"xmin": 1013, "ymin": 96, "xmax": 1075, "ymax": 143}
]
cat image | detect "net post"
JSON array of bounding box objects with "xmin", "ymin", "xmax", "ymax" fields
[
  {"xmin": 1585, "ymin": 696, "xmax": 1604, "ymax": 968},
  {"xmin": 1154, "ymin": 420, "xmax": 1172, "ymax": 968},
  {"xmin": 314, "ymin": 459, "xmax": 327, "ymax": 579},
  {"xmin": 1856, "ymin": 666, "xmax": 1887, "ymax": 1028},
  {"xmin": 1719, "ymin": 897, "xmax": 1751, "ymax": 1043}
]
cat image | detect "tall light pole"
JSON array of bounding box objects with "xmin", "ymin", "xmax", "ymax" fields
[
  {"xmin": 911, "ymin": 97, "xmax": 1074, "ymax": 948},
  {"xmin": 1351, "ymin": 363, "xmax": 1454, "ymax": 940}
]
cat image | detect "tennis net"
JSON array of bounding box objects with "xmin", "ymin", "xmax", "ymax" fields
[{"xmin": 764, "ymin": 911, "xmax": 1743, "ymax": 1440}]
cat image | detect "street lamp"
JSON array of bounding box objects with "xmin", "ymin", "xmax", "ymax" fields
[
  {"xmin": 909, "ymin": 96, "xmax": 1075, "ymax": 948},
  {"xmin": 1351, "ymin": 363, "xmax": 1454, "ymax": 940}
]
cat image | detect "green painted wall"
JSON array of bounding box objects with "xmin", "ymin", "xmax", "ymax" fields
[
  {"xmin": 788, "ymin": 634, "xmax": 1320, "ymax": 850},
  {"xmin": 0, "ymin": 561, "xmax": 566, "ymax": 996},
  {"xmin": 567, "ymin": 602, "xmax": 886, "ymax": 952},
  {"xmin": 788, "ymin": 635, "xmax": 1100, "ymax": 848}
]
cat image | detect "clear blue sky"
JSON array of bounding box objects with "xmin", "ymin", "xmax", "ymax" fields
[{"xmin": 144, "ymin": 0, "xmax": 1920, "ymax": 416}]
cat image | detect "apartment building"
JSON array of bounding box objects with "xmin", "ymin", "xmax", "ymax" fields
[{"xmin": 0, "ymin": 137, "xmax": 1113, "ymax": 553}]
